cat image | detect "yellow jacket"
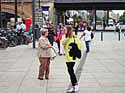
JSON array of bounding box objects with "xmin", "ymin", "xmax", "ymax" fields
[{"xmin": 61, "ymin": 35, "xmax": 82, "ymax": 62}]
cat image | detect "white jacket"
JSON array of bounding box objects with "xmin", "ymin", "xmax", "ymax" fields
[{"xmin": 84, "ymin": 30, "xmax": 92, "ymax": 41}]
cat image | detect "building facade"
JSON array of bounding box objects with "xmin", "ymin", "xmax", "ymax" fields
[
  {"xmin": 35, "ymin": 0, "xmax": 55, "ymax": 25},
  {"xmin": 1, "ymin": 0, "xmax": 32, "ymax": 18}
]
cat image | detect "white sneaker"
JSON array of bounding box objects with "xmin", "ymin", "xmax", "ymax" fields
[
  {"xmin": 67, "ymin": 87, "xmax": 75, "ymax": 92},
  {"xmin": 74, "ymin": 83, "xmax": 79, "ymax": 91}
]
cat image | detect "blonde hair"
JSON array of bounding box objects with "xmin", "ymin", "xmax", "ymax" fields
[{"xmin": 65, "ymin": 25, "xmax": 73, "ymax": 38}]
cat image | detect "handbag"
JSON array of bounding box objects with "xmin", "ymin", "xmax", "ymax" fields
[
  {"xmin": 69, "ymin": 37, "xmax": 81, "ymax": 60},
  {"xmin": 50, "ymin": 47, "xmax": 57, "ymax": 60},
  {"xmin": 91, "ymin": 32, "xmax": 94, "ymax": 39}
]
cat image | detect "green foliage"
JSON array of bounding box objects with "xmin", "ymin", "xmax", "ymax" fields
[
  {"xmin": 73, "ymin": 16, "xmax": 82, "ymax": 23},
  {"xmin": 96, "ymin": 16, "xmax": 101, "ymax": 21},
  {"xmin": 119, "ymin": 12, "xmax": 125, "ymax": 22},
  {"xmin": 88, "ymin": 15, "xmax": 94, "ymax": 21},
  {"xmin": 103, "ymin": 15, "xmax": 107, "ymax": 21}
]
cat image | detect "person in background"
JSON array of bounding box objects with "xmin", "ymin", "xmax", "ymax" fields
[
  {"xmin": 47, "ymin": 22, "xmax": 54, "ymax": 46},
  {"xmin": 16, "ymin": 22, "xmax": 22, "ymax": 32},
  {"xmin": 80, "ymin": 26, "xmax": 93, "ymax": 52},
  {"xmin": 60, "ymin": 25, "xmax": 65, "ymax": 55},
  {"xmin": 79, "ymin": 21, "xmax": 84, "ymax": 31},
  {"xmin": 55, "ymin": 25, "xmax": 61, "ymax": 55},
  {"xmin": 103, "ymin": 20, "xmax": 106, "ymax": 30},
  {"xmin": 16, "ymin": 21, "xmax": 26, "ymax": 32},
  {"xmin": 16, "ymin": 22, "xmax": 24, "ymax": 45},
  {"xmin": 74, "ymin": 22, "xmax": 79, "ymax": 35},
  {"xmin": 37, "ymin": 28, "xmax": 52, "ymax": 80},
  {"xmin": 21, "ymin": 22, "xmax": 26, "ymax": 31},
  {"xmin": 61, "ymin": 25, "xmax": 82, "ymax": 92}
]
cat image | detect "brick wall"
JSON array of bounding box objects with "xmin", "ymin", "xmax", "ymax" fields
[{"xmin": 2, "ymin": 2, "xmax": 32, "ymax": 18}]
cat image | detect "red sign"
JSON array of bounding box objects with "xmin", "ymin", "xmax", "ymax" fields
[{"xmin": 25, "ymin": 18, "xmax": 31, "ymax": 32}]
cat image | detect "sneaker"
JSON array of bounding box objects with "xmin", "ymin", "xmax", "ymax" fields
[
  {"xmin": 74, "ymin": 83, "xmax": 79, "ymax": 91},
  {"xmin": 67, "ymin": 87, "xmax": 75, "ymax": 92}
]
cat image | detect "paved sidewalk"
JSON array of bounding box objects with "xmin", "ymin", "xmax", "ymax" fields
[
  {"xmin": 79, "ymin": 32, "xmax": 125, "ymax": 93},
  {"xmin": 0, "ymin": 42, "xmax": 81, "ymax": 93},
  {"xmin": 0, "ymin": 32, "xmax": 125, "ymax": 93}
]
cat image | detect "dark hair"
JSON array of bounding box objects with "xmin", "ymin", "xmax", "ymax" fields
[{"xmin": 87, "ymin": 26, "xmax": 91, "ymax": 31}]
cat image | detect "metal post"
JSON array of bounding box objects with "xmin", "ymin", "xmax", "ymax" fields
[
  {"xmin": 94, "ymin": 7, "xmax": 96, "ymax": 31},
  {"xmin": 0, "ymin": 0, "xmax": 2, "ymax": 28},
  {"xmin": 32, "ymin": 0, "xmax": 36, "ymax": 48},
  {"xmin": 39, "ymin": 0, "xmax": 40, "ymax": 8},
  {"xmin": 64, "ymin": 15, "xmax": 65, "ymax": 25},
  {"xmin": 22, "ymin": 0, "xmax": 24, "ymax": 19},
  {"xmin": 15, "ymin": 0, "xmax": 18, "ymax": 25},
  {"xmin": 107, "ymin": 10, "xmax": 109, "ymax": 26},
  {"xmin": 41, "ymin": 7, "xmax": 43, "ymax": 28},
  {"xmin": 55, "ymin": 9, "xmax": 58, "ymax": 26},
  {"xmin": 101, "ymin": 31, "xmax": 103, "ymax": 41},
  {"xmin": 118, "ymin": 31, "xmax": 120, "ymax": 41}
]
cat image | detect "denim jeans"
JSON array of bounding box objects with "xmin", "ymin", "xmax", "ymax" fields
[{"xmin": 85, "ymin": 41, "xmax": 90, "ymax": 52}]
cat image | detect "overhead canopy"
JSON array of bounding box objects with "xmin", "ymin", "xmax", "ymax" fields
[
  {"xmin": 55, "ymin": 0, "xmax": 125, "ymax": 3},
  {"xmin": 54, "ymin": 0, "xmax": 125, "ymax": 10}
]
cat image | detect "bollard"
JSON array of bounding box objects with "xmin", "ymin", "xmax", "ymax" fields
[
  {"xmin": 118, "ymin": 31, "xmax": 120, "ymax": 41},
  {"xmin": 101, "ymin": 31, "xmax": 103, "ymax": 41}
]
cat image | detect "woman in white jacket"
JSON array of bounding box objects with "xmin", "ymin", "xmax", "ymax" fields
[{"xmin": 80, "ymin": 26, "xmax": 93, "ymax": 52}]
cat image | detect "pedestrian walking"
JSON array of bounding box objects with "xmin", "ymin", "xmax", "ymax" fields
[
  {"xmin": 79, "ymin": 21, "xmax": 84, "ymax": 31},
  {"xmin": 47, "ymin": 23, "xmax": 55, "ymax": 46},
  {"xmin": 37, "ymin": 28, "xmax": 52, "ymax": 80},
  {"xmin": 80, "ymin": 26, "xmax": 94, "ymax": 52},
  {"xmin": 55, "ymin": 25, "xmax": 62, "ymax": 55},
  {"xmin": 74, "ymin": 22, "xmax": 79, "ymax": 35},
  {"xmin": 60, "ymin": 26, "xmax": 65, "ymax": 55},
  {"xmin": 61, "ymin": 25, "xmax": 82, "ymax": 92}
]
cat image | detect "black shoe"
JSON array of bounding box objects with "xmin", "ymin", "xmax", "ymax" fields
[
  {"xmin": 59, "ymin": 53, "xmax": 62, "ymax": 56},
  {"xmin": 86, "ymin": 50, "xmax": 89, "ymax": 52}
]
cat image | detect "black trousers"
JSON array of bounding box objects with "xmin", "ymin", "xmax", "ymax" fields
[
  {"xmin": 57, "ymin": 41, "xmax": 60, "ymax": 53},
  {"xmin": 48, "ymin": 38, "xmax": 54, "ymax": 46},
  {"xmin": 66, "ymin": 62, "xmax": 77, "ymax": 86},
  {"xmin": 75, "ymin": 30, "xmax": 78, "ymax": 35}
]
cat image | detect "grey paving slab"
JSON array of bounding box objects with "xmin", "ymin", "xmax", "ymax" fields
[
  {"xmin": 0, "ymin": 87, "xmax": 8, "ymax": 93},
  {"xmin": 47, "ymin": 87, "xmax": 67, "ymax": 93},
  {"xmin": 0, "ymin": 72, "xmax": 26, "ymax": 93},
  {"xmin": 18, "ymin": 78, "xmax": 46, "ymax": 93},
  {"xmin": 103, "ymin": 87, "xmax": 125, "ymax": 93},
  {"xmin": 79, "ymin": 87, "xmax": 104, "ymax": 93}
]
